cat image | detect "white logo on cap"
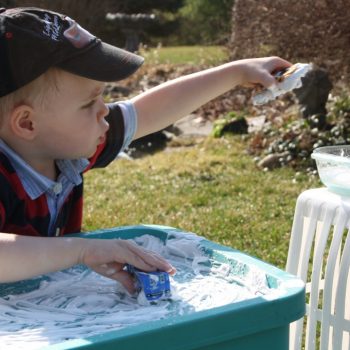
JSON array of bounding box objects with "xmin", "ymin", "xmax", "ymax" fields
[
  {"xmin": 63, "ymin": 17, "xmax": 95, "ymax": 48},
  {"xmin": 42, "ymin": 14, "xmax": 61, "ymax": 41}
]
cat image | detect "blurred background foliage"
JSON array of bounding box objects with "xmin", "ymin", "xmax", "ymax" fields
[
  {"xmin": 0, "ymin": 0, "xmax": 234, "ymax": 47},
  {"xmin": 165, "ymin": 0, "xmax": 234, "ymax": 45},
  {"xmin": 3, "ymin": 0, "xmax": 348, "ymax": 84}
]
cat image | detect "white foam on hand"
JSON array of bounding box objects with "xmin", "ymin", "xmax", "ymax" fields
[{"xmin": 252, "ymin": 63, "xmax": 312, "ymax": 105}]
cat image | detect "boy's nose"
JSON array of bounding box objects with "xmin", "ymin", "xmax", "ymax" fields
[
  {"xmin": 98, "ymin": 100, "xmax": 109, "ymax": 119},
  {"xmin": 101, "ymin": 117, "xmax": 109, "ymax": 133},
  {"xmin": 97, "ymin": 101, "xmax": 110, "ymax": 131}
]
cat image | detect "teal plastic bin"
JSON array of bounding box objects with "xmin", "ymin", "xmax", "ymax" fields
[{"xmin": 0, "ymin": 225, "xmax": 305, "ymax": 350}]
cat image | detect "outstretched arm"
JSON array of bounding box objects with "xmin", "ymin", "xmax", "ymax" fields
[
  {"xmin": 0, "ymin": 233, "xmax": 175, "ymax": 293},
  {"xmin": 131, "ymin": 56, "xmax": 291, "ymax": 139}
]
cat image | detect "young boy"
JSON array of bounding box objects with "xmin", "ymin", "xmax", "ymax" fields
[{"xmin": 0, "ymin": 7, "xmax": 291, "ymax": 292}]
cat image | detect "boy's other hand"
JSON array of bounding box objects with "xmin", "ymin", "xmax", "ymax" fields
[
  {"xmin": 79, "ymin": 238, "xmax": 176, "ymax": 293},
  {"xmin": 236, "ymin": 56, "xmax": 292, "ymax": 89}
]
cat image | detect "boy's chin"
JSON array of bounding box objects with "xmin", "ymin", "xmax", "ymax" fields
[
  {"xmin": 72, "ymin": 145, "xmax": 100, "ymax": 159},
  {"xmin": 66, "ymin": 150, "xmax": 95, "ymax": 160},
  {"xmin": 86, "ymin": 147, "xmax": 99, "ymax": 159}
]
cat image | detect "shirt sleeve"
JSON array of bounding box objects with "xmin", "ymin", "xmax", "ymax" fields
[
  {"xmin": 89, "ymin": 101, "xmax": 137, "ymax": 169},
  {"xmin": 117, "ymin": 100, "xmax": 138, "ymax": 151}
]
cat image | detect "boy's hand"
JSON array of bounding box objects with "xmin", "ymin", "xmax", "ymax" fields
[
  {"xmin": 236, "ymin": 56, "xmax": 292, "ymax": 89},
  {"xmin": 79, "ymin": 239, "xmax": 176, "ymax": 293}
]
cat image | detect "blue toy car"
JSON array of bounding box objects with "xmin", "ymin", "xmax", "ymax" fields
[{"xmin": 126, "ymin": 265, "xmax": 171, "ymax": 302}]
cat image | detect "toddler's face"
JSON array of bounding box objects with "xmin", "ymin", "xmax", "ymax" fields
[{"xmin": 34, "ymin": 70, "xmax": 109, "ymax": 160}]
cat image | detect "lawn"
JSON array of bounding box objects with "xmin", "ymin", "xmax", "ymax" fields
[
  {"xmin": 83, "ymin": 136, "xmax": 321, "ymax": 270},
  {"xmin": 139, "ymin": 45, "xmax": 229, "ymax": 66}
]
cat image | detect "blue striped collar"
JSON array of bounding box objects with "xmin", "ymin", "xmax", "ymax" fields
[{"xmin": 0, "ymin": 139, "xmax": 89, "ymax": 199}]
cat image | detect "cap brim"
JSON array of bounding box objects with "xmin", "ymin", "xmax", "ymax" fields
[{"xmin": 57, "ymin": 41, "xmax": 144, "ymax": 82}]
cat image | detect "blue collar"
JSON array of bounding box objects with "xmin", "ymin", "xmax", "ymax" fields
[{"xmin": 0, "ymin": 139, "xmax": 89, "ymax": 199}]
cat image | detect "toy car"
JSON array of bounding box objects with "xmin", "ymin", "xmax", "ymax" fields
[{"xmin": 126, "ymin": 264, "xmax": 171, "ymax": 302}]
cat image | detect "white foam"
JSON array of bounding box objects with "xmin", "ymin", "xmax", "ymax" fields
[
  {"xmin": 252, "ymin": 63, "xmax": 312, "ymax": 105},
  {"xmin": 0, "ymin": 232, "xmax": 277, "ymax": 349}
]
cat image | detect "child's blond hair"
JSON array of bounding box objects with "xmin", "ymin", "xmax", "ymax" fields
[{"xmin": 0, "ymin": 68, "xmax": 61, "ymax": 125}]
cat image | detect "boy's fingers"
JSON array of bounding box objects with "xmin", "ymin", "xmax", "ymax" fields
[
  {"xmin": 92, "ymin": 262, "xmax": 121, "ymax": 277},
  {"xmin": 263, "ymin": 57, "xmax": 292, "ymax": 87},
  {"xmin": 122, "ymin": 241, "xmax": 176, "ymax": 274},
  {"xmin": 98, "ymin": 261, "xmax": 123, "ymax": 276},
  {"xmin": 261, "ymin": 73, "xmax": 277, "ymax": 88},
  {"xmin": 84, "ymin": 239, "xmax": 176, "ymax": 282},
  {"xmin": 267, "ymin": 56, "xmax": 292, "ymax": 70},
  {"xmin": 132, "ymin": 254, "xmax": 176, "ymax": 275},
  {"xmin": 109, "ymin": 270, "xmax": 136, "ymax": 294},
  {"xmin": 92, "ymin": 264, "xmax": 136, "ymax": 293}
]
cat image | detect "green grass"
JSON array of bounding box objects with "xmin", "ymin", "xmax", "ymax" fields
[
  {"xmin": 83, "ymin": 136, "xmax": 321, "ymax": 269},
  {"xmin": 139, "ymin": 45, "xmax": 229, "ymax": 66}
]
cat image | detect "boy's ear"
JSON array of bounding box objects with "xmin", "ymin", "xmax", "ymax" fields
[{"xmin": 9, "ymin": 104, "xmax": 37, "ymax": 140}]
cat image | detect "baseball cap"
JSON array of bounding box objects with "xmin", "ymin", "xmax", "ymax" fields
[{"xmin": 0, "ymin": 7, "xmax": 144, "ymax": 97}]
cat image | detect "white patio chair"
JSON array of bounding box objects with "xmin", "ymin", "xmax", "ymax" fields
[{"xmin": 287, "ymin": 188, "xmax": 350, "ymax": 350}]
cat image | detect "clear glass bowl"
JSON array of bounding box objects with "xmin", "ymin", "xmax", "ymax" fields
[{"xmin": 312, "ymin": 145, "xmax": 350, "ymax": 196}]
